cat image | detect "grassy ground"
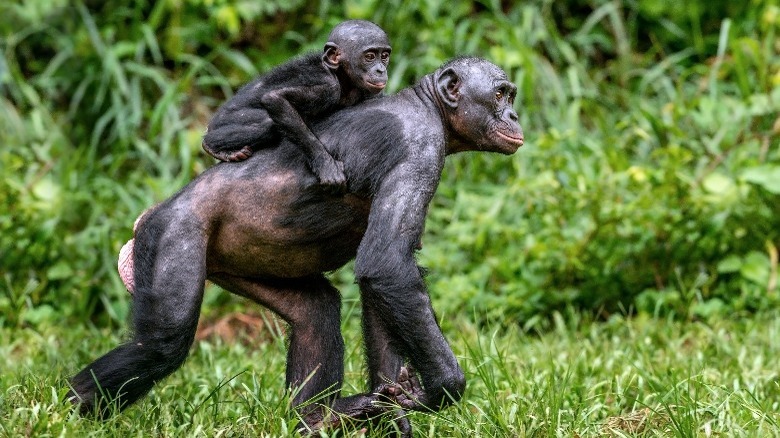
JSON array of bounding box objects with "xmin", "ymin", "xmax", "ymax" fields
[{"xmin": 3, "ymin": 292, "xmax": 780, "ymax": 437}]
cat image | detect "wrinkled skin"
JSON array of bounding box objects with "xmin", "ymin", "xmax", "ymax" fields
[
  {"xmin": 71, "ymin": 57, "xmax": 523, "ymax": 435},
  {"xmin": 202, "ymin": 20, "xmax": 391, "ymax": 191}
]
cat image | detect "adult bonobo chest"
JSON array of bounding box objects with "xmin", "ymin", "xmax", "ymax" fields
[{"xmin": 70, "ymin": 57, "xmax": 523, "ymax": 437}]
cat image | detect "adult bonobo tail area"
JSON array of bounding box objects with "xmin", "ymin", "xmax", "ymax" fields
[{"xmin": 73, "ymin": 57, "xmax": 523, "ymax": 436}]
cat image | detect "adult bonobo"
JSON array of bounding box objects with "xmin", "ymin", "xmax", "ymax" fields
[
  {"xmin": 202, "ymin": 20, "xmax": 391, "ymax": 191},
  {"xmin": 69, "ymin": 57, "xmax": 524, "ymax": 434}
]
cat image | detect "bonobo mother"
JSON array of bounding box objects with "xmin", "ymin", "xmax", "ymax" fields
[{"xmin": 69, "ymin": 57, "xmax": 524, "ymax": 435}]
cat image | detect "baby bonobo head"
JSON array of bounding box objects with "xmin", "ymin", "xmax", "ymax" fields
[{"xmin": 323, "ymin": 20, "xmax": 392, "ymax": 96}]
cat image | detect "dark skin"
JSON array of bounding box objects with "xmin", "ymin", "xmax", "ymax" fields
[
  {"xmin": 202, "ymin": 20, "xmax": 391, "ymax": 190},
  {"xmin": 69, "ymin": 57, "xmax": 524, "ymax": 435}
]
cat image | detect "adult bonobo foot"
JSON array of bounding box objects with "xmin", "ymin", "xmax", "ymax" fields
[
  {"xmin": 298, "ymin": 387, "xmax": 413, "ymax": 437},
  {"xmin": 383, "ymin": 366, "xmax": 424, "ymax": 411},
  {"xmin": 296, "ymin": 366, "xmax": 422, "ymax": 436}
]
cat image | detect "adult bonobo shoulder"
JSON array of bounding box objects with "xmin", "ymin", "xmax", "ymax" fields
[
  {"xmin": 202, "ymin": 20, "xmax": 391, "ymax": 190},
  {"xmin": 72, "ymin": 57, "xmax": 523, "ymax": 436}
]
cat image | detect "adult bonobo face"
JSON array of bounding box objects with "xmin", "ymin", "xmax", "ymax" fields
[
  {"xmin": 325, "ymin": 20, "xmax": 391, "ymax": 94},
  {"xmin": 435, "ymin": 57, "xmax": 524, "ymax": 155}
]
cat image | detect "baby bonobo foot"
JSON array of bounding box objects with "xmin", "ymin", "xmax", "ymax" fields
[
  {"xmin": 201, "ymin": 141, "xmax": 253, "ymax": 162},
  {"xmin": 312, "ymin": 153, "xmax": 346, "ymax": 192}
]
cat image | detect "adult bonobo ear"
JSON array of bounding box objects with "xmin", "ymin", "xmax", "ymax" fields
[
  {"xmin": 323, "ymin": 42, "xmax": 341, "ymax": 70},
  {"xmin": 436, "ymin": 67, "xmax": 461, "ymax": 109}
]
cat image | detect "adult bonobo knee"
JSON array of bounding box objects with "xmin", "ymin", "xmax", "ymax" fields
[{"xmin": 71, "ymin": 57, "xmax": 523, "ymax": 435}]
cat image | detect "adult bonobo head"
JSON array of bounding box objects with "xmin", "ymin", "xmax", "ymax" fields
[
  {"xmin": 431, "ymin": 57, "xmax": 524, "ymax": 155},
  {"xmin": 323, "ymin": 20, "xmax": 391, "ymax": 95}
]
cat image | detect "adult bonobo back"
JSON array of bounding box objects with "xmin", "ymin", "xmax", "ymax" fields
[{"xmin": 74, "ymin": 57, "xmax": 523, "ymax": 436}]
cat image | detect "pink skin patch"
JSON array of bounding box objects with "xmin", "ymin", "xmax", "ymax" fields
[
  {"xmin": 117, "ymin": 208, "xmax": 152, "ymax": 295},
  {"xmin": 118, "ymin": 238, "xmax": 135, "ymax": 294}
]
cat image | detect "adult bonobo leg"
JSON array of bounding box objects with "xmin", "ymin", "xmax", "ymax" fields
[
  {"xmin": 207, "ymin": 273, "xmax": 344, "ymax": 408},
  {"xmin": 208, "ymin": 273, "xmax": 411, "ymax": 435},
  {"xmin": 68, "ymin": 204, "xmax": 207, "ymax": 416}
]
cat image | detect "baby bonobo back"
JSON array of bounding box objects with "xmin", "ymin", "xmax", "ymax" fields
[{"xmin": 201, "ymin": 20, "xmax": 391, "ymax": 191}]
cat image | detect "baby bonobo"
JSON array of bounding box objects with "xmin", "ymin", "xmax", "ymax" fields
[{"xmin": 201, "ymin": 20, "xmax": 391, "ymax": 190}]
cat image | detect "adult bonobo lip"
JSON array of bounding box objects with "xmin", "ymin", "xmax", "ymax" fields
[
  {"xmin": 366, "ymin": 81, "xmax": 387, "ymax": 91},
  {"xmin": 497, "ymin": 130, "xmax": 524, "ymax": 147}
]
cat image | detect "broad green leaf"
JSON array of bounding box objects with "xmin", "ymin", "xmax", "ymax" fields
[
  {"xmin": 717, "ymin": 255, "xmax": 742, "ymax": 273},
  {"xmin": 741, "ymin": 165, "xmax": 780, "ymax": 194},
  {"xmin": 702, "ymin": 172, "xmax": 735, "ymax": 195},
  {"xmin": 740, "ymin": 251, "xmax": 770, "ymax": 285}
]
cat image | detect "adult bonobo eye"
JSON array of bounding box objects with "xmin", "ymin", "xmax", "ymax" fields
[{"xmin": 495, "ymin": 89, "xmax": 504, "ymax": 102}]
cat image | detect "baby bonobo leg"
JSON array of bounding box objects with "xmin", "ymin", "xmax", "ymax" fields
[{"xmin": 201, "ymin": 108, "xmax": 276, "ymax": 162}]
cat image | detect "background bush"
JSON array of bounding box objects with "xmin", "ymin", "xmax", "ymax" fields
[{"xmin": 1, "ymin": 0, "xmax": 778, "ymax": 330}]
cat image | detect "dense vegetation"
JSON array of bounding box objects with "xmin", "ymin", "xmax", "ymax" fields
[{"xmin": 2, "ymin": 0, "xmax": 777, "ymax": 329}]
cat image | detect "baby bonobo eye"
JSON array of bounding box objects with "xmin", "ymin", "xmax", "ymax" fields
[
  {"xmin": 381, "ymin": 52, "xmax": 390, "ymax": 63},
  {"xmin": 365, "ymin": 52, "xmax": 376, "ymax": 62}
]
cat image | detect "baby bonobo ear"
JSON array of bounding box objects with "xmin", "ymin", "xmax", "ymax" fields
[
  {"xmin": 323, "ymin": 43, "xmax": 341, "ymax": 70},
  {"xmin": 436, "ymin": 67, "xmax": 461, "ymax": 109}
]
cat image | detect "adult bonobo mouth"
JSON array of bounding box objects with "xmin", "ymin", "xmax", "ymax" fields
[
  {"xmin": 489, "ymin": 121, "xmax": 524, "ymax": 154},
  {"xmin": 497, "ymin": 130, "xmax": 524, "ymax": 147}
]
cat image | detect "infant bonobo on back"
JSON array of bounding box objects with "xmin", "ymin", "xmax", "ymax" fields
[{"xmin": 202, "ymin": 20, "xmax": 391, "ymax": 190}]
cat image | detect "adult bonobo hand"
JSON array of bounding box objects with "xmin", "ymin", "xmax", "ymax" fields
[{"xmin": 72, "ymin": 57, "xmax": 523, "ymax": 435}]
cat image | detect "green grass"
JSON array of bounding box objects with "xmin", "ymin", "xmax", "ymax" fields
[{"xmin": 3, "ymin": 294, "xmax": 780, "ymax": 436}]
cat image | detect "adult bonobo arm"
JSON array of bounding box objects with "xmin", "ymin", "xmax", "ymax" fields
[{"xmin": 354, "ymin": 163, "xmax": 467, "ymax": 411}]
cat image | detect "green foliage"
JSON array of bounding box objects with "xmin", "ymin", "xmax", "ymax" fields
[{"xmin": 1, "ymin": 0, "xmax": 779, "ymax": 329}]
